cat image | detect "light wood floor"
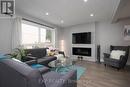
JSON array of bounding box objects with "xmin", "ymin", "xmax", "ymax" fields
[{"xmin": 76, "ymin": 61, "xmax": 130, "ymax": 87}]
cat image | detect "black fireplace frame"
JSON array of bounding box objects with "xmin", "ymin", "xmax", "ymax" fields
[{"xmin": 72, "ymin": 47, "xmax": 91, "ymax": 56}]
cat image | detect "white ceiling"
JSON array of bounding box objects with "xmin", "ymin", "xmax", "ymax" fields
[
  {"xmin": 113, "ymin": 0, "xmax": 130, "ymax": 22},
  {"xmin": 16, "ymin": 0, "xmax": 120, "ymax": 28}
]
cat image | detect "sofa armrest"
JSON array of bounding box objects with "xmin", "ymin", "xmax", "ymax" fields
[
  {"xmin": 26, "ymin": 56, "xmax": 38, "ymax": 60},
  {"xmin": 62, "ymin": 70, "xmax": 77, "ymax": 80},
  {"xmin": 25, "ymin": 60, "xmax": 37, "ymax": 65},
  {"xmin": 120, "ymin": 55, "xmax": 126, "ymax": 61},
  {"xmin": 38, "ymin": 56, "xmax": 57, "ymax": 66},
  {"xmin": 54, "ymin": 70, "xmax": 77, "ymax": 87},
  {"xmin": 103, "ymin": 53, "xmax": 110, "ymax": 58},
  {"xmin": 38, "ymin": 67, "xmax": 50, "ymax": 74}
]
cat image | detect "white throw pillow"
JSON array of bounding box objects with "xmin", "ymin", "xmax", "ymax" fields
[
  {"xmin": 110, "ymin": 50, "xmax": 125, "ymax": 60},
  {"xmin": 54, "ymin": 54, "xmax": 64, "ymax": 60}
]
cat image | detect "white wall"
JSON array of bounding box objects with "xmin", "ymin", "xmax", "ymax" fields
[
  {"xmin": 0, "ymin": 14, "xmax": 61, "ymax": 54},
  {"xmin": 55, "ymin": 28, "xmax": 64, "ymax": 48},
  {"xmin": 16, "ymin": 12, "xmax": 61, "ymax": 49},
  {"xmin": 0, "ymin": 19, "xmax": 13, "ymax": 54},
  {"xmin": 95, "ymin": 21, "xmax": 130, "ymax": 64},
  {"xmin": 60, "ymin": 23, "xmax": 96, "ymax": 61},
  {"xmin": 60, "ymin": 20, "xmax": 130, "ymax": 64}
]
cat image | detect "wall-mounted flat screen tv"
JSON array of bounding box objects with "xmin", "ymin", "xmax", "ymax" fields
[{"xmin": 72, "ymin": 32, "xmax": 91, "ymax": 44}]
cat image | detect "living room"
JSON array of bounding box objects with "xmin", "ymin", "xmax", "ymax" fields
[{"xmin": 0, "ymin": 0, "xmax": 130, "ymax": 87}]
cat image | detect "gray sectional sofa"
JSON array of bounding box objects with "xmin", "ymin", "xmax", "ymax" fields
[
  {"xmin": 25, "ymin": 48, "xmax": 57, "ymax": 66},
  {"xmin": 0, "ymin": 58, "xmax": 77, "ymax": 87}
]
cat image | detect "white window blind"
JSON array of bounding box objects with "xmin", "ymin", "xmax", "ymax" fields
[{"xmin": 21, "ymin": 21, "xmax": 55, "ymax": 48}]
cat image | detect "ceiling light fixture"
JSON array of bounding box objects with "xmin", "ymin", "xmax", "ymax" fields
[
  {"xmin": 84, "ymin": 0, "xmax": 88, "ymax": 2},
  {"xmin": 61, "ymin": 20, "xmax": 64, "ymax": 23},
  {"xmin": 90, "ymin": 14, "xmax": 94, "ymax": 17},
  {"xmin": 45, "ymin": 12, "xmax": 49, "ymax": 15}
]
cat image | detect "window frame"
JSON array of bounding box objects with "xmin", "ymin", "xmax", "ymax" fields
[{"xmin": 21, "ymin": 20, "xmax": 55, "ymax": 48}]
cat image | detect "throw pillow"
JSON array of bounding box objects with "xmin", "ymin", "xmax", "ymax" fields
[{"xmin": 110, "ymin": 50, "xmax": 125, "ymax": 60}]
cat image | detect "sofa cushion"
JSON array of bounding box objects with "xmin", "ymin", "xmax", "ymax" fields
[
  {"xmin": 42, "ymin": 71, "xmax": 63, "ymax": 87},
  {"xmin": 0, "ymin": 59, "xmax": 46, "ymax": 87},
  {"xmin": 37, "ymin": 56, "xmax": 57, "ymax": 65},
  {"xmin": 110, "ymin": 50, "xmax": 125, "ymax": 60},
  {"xmin": 104, "ymin": 58, "xmax": 120, "ymax": 67},
  {"xmin": 26, "ymin": 48, "xmax": 47, "ymax": 58}
]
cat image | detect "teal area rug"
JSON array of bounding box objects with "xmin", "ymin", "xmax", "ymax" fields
[
  {"xmin": 31, "ymin": 64, "xmax": 44, "ymax": 69},
  {"xmin": 51, "ymin": 65, "xmax": 86, "ymax": 80},
  {"xmin": 0, "ymin": 54, "xmax": 8, "ymax": 60}
]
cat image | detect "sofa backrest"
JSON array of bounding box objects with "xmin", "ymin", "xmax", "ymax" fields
[
  {"xmin": 26, "ymin": 48, "xmax": 47, "ymax": 58},
  {"xmin": 0, "ymin": 59, "xmax": 45, "ymax": 87}
]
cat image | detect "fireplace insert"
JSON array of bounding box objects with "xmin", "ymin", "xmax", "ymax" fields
[{"xmin": 72, "ymin": 47, "xmax": 91, "ymax": 56}]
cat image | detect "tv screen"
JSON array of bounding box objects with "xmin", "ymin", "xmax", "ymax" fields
[{"xmin": 72, "ymin": 32, "xmax": 91, "ymax": 44}]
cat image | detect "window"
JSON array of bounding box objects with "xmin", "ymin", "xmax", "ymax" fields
[
  {"xmin": 22, "ymin": 23, "xmax": 39, "ymax": 44},
  {"xmin": 21, "ymin": 21, "xmax": 55, "ymax": 48}
]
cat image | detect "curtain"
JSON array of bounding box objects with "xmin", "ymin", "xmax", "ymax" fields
[{"xmin": 11, "ymin": 17, "xmax": 22, "ymax": 50}]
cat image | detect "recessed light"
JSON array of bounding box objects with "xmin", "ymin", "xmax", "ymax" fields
[
  {"xmin": 45, "ymin": 12, "xmax": 49, "ymax": 15},
  {"xmin": 84, "ymin": 0, "xmax": 88, "ymax": 2},
  {"xmin": 61, "ymin": 20, "xmax": 64, "ymax": 23},
  {"xmin": 90, "ymin": 14, "xmax": 94, "ymax": 17}
]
